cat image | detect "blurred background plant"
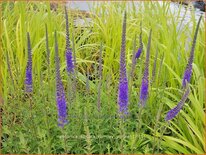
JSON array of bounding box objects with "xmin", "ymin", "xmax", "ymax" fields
[{"xmin": 0, "ymin": 1, "xmax": 205, "ymax": 154}]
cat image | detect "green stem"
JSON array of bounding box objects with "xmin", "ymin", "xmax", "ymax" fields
[
  {"xmin": 45, "ymin": 64, "xmax": 51, "ymax": 153},
  {"xmin": 28, "ymin": 95, "xmax": 37, "ymax": 151},
  {"xmin": 156, "ymin": 122, "xmax": 169, "ymax": 153},
  {"xmin": 119, "ymin": 117, "xmax": 126, "ymax": 153},
  {"xmin": 62, "ymin": 127, "xmax": 68, "ymax": 153},
  {"xmin": 137, "ymin": 106, "xmax": 143, "ymax": 133},
  {"xmin": 67, "ymin": 76, "xmax": 72, "ymax": 107},
  {"xmin": 152, "ymin": 102, "xmax": 164, "ymax": 153}
]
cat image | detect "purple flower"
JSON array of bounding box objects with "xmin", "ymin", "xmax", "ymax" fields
[
  {"xmin": 135, "ymin": 22, "xmax": 143, "ymax": 59},
  {"xmin": 139, "ymin": 29, "xmax": 152, "ymax": 107},
  {"xmin": 182, "ymin": 15, "xmax": 202, "ymax": 88},
  {"xmin": 65, "ymin": 6, "xmax": 74, "ymax": 74},
  {"xmin": 182, "ymin": 64, "xmax": 192, "ymax": 88},
  {"xmin": 25, "ymin": 32, "xmax": 32, "ymax": 93},
  {"xmin": 66, "ymin": 48, "xmax": 74, "ymax": 73},
  {"xmin": 165, "ymin": 87, "xmax": 190, "ymax": 121},
  {"xmin": 118, "ymin": 80, "xmax": 128, "ymax": 114},
  {"xmin": 135, "ymin": 48, "xmax": 142, "ymax": 59},
  {"xmin": 54, "ymin": 30, "xmax": 68, "ymax": 127},
  {"xmin": 118, "ymin": 12, "xmax": 128, "ymax": 115}
]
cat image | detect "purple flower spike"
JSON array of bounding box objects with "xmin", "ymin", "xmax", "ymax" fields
[
  {"xmin": 54, "ymin": 30, "xmax": 68, "ymax": 127},
  {"xmin": 118, "ymin": 80, "xmax": 128, "ymax": 114},
  {"xmin": 182, "ymin": 15, "xmax": 202, "ymax": 88},
  {"xmin": 135, "ymin": 22, "xmax": 143, "ymax": 59},
  {"xmin": 65, "ymin": 6, "xmax": 74, "ymax": 74},
  {"xmin": 182, "ymin": 64, "xmax": 192, "ymax": 88},
  {"xmin": 135, "ymin": 48, "xmax": 142, "ymax": 59},
  {"xmin": 25, "ymin": 32, "xmax": 32, "ymax": 93},
  {"xmin": 139, "ymin": 29, "xmax": 152, "ymax": 107},
  {"xmin": 165, "ymin": 87, "xmax": 190, "ymax": 121},
  {"xmin": 118, "ymin": 12, "xmax": 128, "ymax": 115},
  {"xmin": 66, "ymin": 48, "xmax": 74, "ymax": 73}
]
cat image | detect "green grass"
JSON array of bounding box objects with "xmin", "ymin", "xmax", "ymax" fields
[{"xmin": 0, "ymin": 1, "xmax": 205, "ymax": 154}]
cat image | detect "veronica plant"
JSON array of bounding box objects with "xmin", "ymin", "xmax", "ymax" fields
[
  {"xmin": 25, "ymin": 32, "xmax": 33, "ymax": 93},
  {"xmin": 118, "ymin": 12, "xmax": 128, "ymax": 115},
  {"xmin": 54, "ymin": 30, "xmax": 68, "ymax": 127},
  {"xmin": 65, "ymin": 6, "xmax": 74, "ymax": 75},
  {"xmin": 139, "ymin": 29, "xmax": 152, "ymax": 107},
  {"xmin": 165, "ymin": 86, "xmax": 190, "ymax": 121},
  {"xmin": 165, "ymin": 15, "xmax": 202, "ymax": 121},
  {"xmin": 182, "ymin": 15, "xmax": 202, "ymax": 88}
]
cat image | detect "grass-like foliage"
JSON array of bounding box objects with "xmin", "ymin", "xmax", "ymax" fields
[{"xmin": 1, "ymin": 1, "xmax": 205, "ymax": 154}]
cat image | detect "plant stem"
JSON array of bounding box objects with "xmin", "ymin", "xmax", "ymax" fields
[
  {"xmin": 137, "ymin": 106, "xmax": 143, "ymax": 133},
  {"xmin": 0, "ymin": 21, "xmax": 3, "ymax": 153},
  {"xmin": 156, "ymin": 122, "xmax": 169, "ymax": 153},
  {"xmin": 71, "ymin": 32, "xmax": 77, "ymax": 102},
  {"xmin": 129, "ymin": 34, "xmax": 137, "ymax": 103},
  {"xmin": 62, "ymin": 127, "xmax": 68, "ymax": 154},
  {"xmin": 67, "ymin": 75, "xmax": 73, "ymax": 107},
  {"xmin": 152, "ymin": 101, "xmax": 164, "ymax": 153},
  {"xmin": 119, "ymin": 118, "xmax": 125, "ymax": 153},
  {"xmin": 28, "ymin": 94, "xmax": 38, "ymax": 151}
]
